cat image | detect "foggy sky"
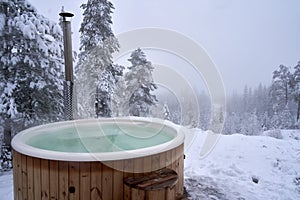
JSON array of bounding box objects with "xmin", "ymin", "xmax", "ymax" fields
[{"xmin": 28, "ymin": 0, "xmax": 300, "ymax": 94}]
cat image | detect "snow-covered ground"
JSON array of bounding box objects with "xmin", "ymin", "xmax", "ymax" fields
[
  {"xmin": 1, "ymin": 129, "xmax": 300, "ymax": 199},
  {"xmin": 185, "ymin": 129, "xmax": 300, "ymax": 200}
]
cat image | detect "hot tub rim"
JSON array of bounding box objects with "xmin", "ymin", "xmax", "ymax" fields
[{"xmin": 11, "ymin": 117, "xmax": 185, "ymax": 162}]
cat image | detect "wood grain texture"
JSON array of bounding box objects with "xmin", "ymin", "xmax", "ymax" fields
[{"xmin": 12, "ymin": 143, "xmax": 184, "ymax": 200}]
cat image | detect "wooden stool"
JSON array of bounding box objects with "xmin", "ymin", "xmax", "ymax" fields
[{"xmin": 124, "ymin": 168, "xmax": 178, "ymax": 200}]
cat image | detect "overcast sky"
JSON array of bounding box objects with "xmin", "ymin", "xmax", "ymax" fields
[{"xmin": 28, "ymin": 0, "xmax": 300, "ymax": 94}]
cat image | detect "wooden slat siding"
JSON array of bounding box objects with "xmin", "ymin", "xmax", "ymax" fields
[
  {"xmin": 133, "ymin": 157, "xmax": 143, "ymax": 175},
  {"xmin": 174, "ymin": 145, "xmax": 181, "ymax": 195},
  {"xmin": 143, "ymin": 155, "xmax": 151, "ymax": 173},
  {"xmin": 147, "ymin": 189, "xmax": 165, "ymax": 199},
  {"xmin": 49, "ymin": 160, "xmax": 59, "ymax": 200},
  {"xmin": 123, "ymin": 184, "xmax": 131, "ymax": 200},
  {"xmin": 79, "ymin": 162, "xmax": 91, "ymax": 200},
  {"xmin": 12, "ymin": 151, "xmax": 18, "ymax": 200},
  {"xmin": 41, "ymin": 159, "xmax": 50, "ymax": 200},
  {"xmin": 58, "ymin": 161, "xmax": 68, "ymax": 200},
  {"xmin": 69, "ymin": 162, "xmax": 80, "ymax": 200},
  {"xmin": 33, "ymin": 157, "xmax": 41, "ymax": 200},
  {"xmin": 123, "ymin": 158, "xmax": 134, "ymax": 177},
  {"xmin": 113, "ymin": 160, "xmax": 124, "ymax": 200},
  {"xmin": 165, "ymin": 187, "xmax": 175, "ymax": 200},
  {"xmin": 159, "ymin": 152, "xmax": 167, "ymax": 169},
  {"xmin": 131, "ymin": 188, "xmax": 145, "ymax": 200},
  {"xmin": 102, "ymin": 163, "xmax": 113, "ymax": 200},
  {"xmin": 151, "ymin": 153, "xmax": 160, "ymax": 171},
  {"xmin": 16, "ymin": 152, "xmax": 23, "ymax": 200},
  {"xmin": 165, "ymin": 149, "xmax": 172, "ymax": 169},
  {"xmin": 27, "ymin": 156, "xmax": 34, "ymax": 200},
  {"xmin": 177, "ymin": 144, "xmax": 184, "ymax": 195},
  {"xmin": 21, "ymin": 155, "xmax": 28, "ymax": 200},
  {"xmin": 90, "ymin": 162, "xmax": 102, "ymax": 200},
  {"xmin": 13, "ymin": 142, "xmax": 184, "ymax": 200}
]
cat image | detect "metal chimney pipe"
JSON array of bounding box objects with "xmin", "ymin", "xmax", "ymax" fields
[{"xmin": 59, "ymin": 10, "xmax": 75, "ymax": 120}]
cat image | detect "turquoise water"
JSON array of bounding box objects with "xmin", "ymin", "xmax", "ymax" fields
[{"xmin": 26, "ymin": 123, "xmax": 175, "ymax": 153}]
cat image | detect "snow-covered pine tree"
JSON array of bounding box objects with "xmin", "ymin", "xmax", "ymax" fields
[
  {"xmin": 291, "ymin": 61, "xmax": 300, "ymax": 122},
  {"xmin": 241, "ymin": 112, "xmax": 261, "ymax": 135},
  {"xmin": 0, "ymin": 0, "xmax": 64, "ymax": 170},
  {"xmin": 125, "ymin": 48, "xmax": 157, "ymax": 117},
  {"xmin": 76, "ymin": 0, "xmax": 120, "ymax": 118},
  {"xmin": 0, "ymin": 0, "xmax": 64, "ymax": 136},
  {"xmin": 270, "ymin": 65, "xmax": 292, "ymax": 112}
]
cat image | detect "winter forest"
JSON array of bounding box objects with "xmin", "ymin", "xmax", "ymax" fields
[{"xmin": 0, "ymin": 0, "xmax": 299, "ymax": 186}]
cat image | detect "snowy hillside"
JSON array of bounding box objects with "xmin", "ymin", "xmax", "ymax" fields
[
  {"xmin": 1, "ymin": 129, "xmax": 300, "ymax": 200},
  {"xmin": 184, "ymin": 129, "xmax": 300, "ymax": 200}
]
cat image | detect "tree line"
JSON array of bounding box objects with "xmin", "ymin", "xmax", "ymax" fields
[{"xmin": 223, "ymin": 62, "xmax": 300, "ymax": 135}]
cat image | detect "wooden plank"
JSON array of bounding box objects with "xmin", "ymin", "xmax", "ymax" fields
[
  {"xmin": 165, "ymin": 149, "xmax": 172, "ymax": 169},
  {"xmin": 143, "ymin": 155, "xmax": 151, "ymax": 173},
  {"xmin": 49, "ymin": 160, "xmax": 59, "ymax": 200},
  {"xmin": 68, "ymin": 162, "xmax": 80, "ymax": 200},
  {"xmin": 177, "ymin": 144, "xmax": 184, "ymax": 195},
  {"xmin": 165, "ymin": 187, "xmax": 175, "ymax": 200},
  {"xmin": 58, "ymin": 161, "xmax": 69, "ymax": 200},
  {"xmin": 41, "ymin": 159, "xmax": 50, "ymax": 200},
  {"xmin": 27, "ymin": 156, "xmax": 34, "ymax": 200},
  {"xmin": 159, "ymin": 152, "xmax": 166, "ymax": 169},
  {"xmin": 21, "ymin": 155, "xmax": 28, "ymax": 200},
  {"xmin": 14, "ymin": 151, "xmax": 22, "ymax": 200},
  {"xmin": 131, "ymin": 188, "xmax": 145, "ymax": 200},
  {"xmin": 151, "ymin": 153, "xmax": 160, "ymax": 171},
  {"xmin": 102, "ymin": 164, "xmax": 113, "ymax": 200},
  {"xmin": 16, "ymin": 153, "xmax": 23, "ymax": 200},
  {"xmin": 146, "ymin": 189, "xmax": 165, "ymax": 199},
  {"xmin": 79, "ymin": 162, "xmax": 91, "ymax": 200},
  {"xmin": 90, "ymin": 162, "xmax": 102, "ymax": 200},
  {"xmin": 113, "ymin": 160, "xmax": 124, "ymax": 200},
  {"xmin": 124, "ymin": 159, "xmax": 134, "ymax": 174},
  {"xmin": 123, "ymin": 184, "xmax": 131, "ymax": 200},
  {"xmin": 12, "ymin": 151, "xmax": 18, "ymax": 200},
  {"xmin": 123, "ymin": 168, "xmax": 178, "ymax": 190},
  {"xmin": 133, "ymin": 157, "xmax": 143, "ymax": 175},
  {"xmin": 33, "ymin": 157, "xmax": 41, "ymax": 200},
  {"xmin": 171, "ymin": 148, "xmax": 177, "ymax": 172}
]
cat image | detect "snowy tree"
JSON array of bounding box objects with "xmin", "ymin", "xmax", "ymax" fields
[
  {"xmin": 198, "ymin": 91, "xmax": 211, "ymax": 130},
  {"xmin": 270, "ymin": 65, "xmax": 292, "ymax": 112},
  {"xmin": 241, "ymin": 112, "xmax": 261, "ymax": 135},
  {"xmin": 95, "ymin": 64, "xmax": 124, "ymax": 117},
  {"xmin": 291, "ymin": 61, "xmax": 300, "ymax": 121},
  {"xmin": 270, "ymin": 106, "xmax": 294, "ymax": 129},
  {"xmin": 76, "ymin": 0, "xmax": 120, "ymax": 118},
  {"xmin": 0, "ymin": 0, "xmax": 64, "ymax": 148},
  {"xmin": 125, "ymin": 48, "xmax": 157, "ymax": 117},
  {"xmin": 222, "ymin": 112, "xmax": 242, "ymax": 134}
]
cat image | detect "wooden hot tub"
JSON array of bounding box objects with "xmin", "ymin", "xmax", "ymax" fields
[{"xmin": 12, "ymin": 117, "xmax": 185, "ymax": 199}]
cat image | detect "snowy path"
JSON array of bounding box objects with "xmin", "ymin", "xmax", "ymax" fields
[{"xmin": 1, "ymin": 129, "xmax": 300, "ymax": 199}]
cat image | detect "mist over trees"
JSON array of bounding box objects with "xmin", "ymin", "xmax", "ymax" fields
[{"xmin": 222, "ymin": 62, "xmax": 300, "ymax": 135}]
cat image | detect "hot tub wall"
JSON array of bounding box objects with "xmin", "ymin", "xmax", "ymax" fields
[{"xmin": 13, "ymin": 144, "xmax": 184, "ymax": 200}]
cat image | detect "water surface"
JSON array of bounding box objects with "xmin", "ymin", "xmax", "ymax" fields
[{"xmin": 26, "ymin": 123, "xmax": 174, "ymax": 153}]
